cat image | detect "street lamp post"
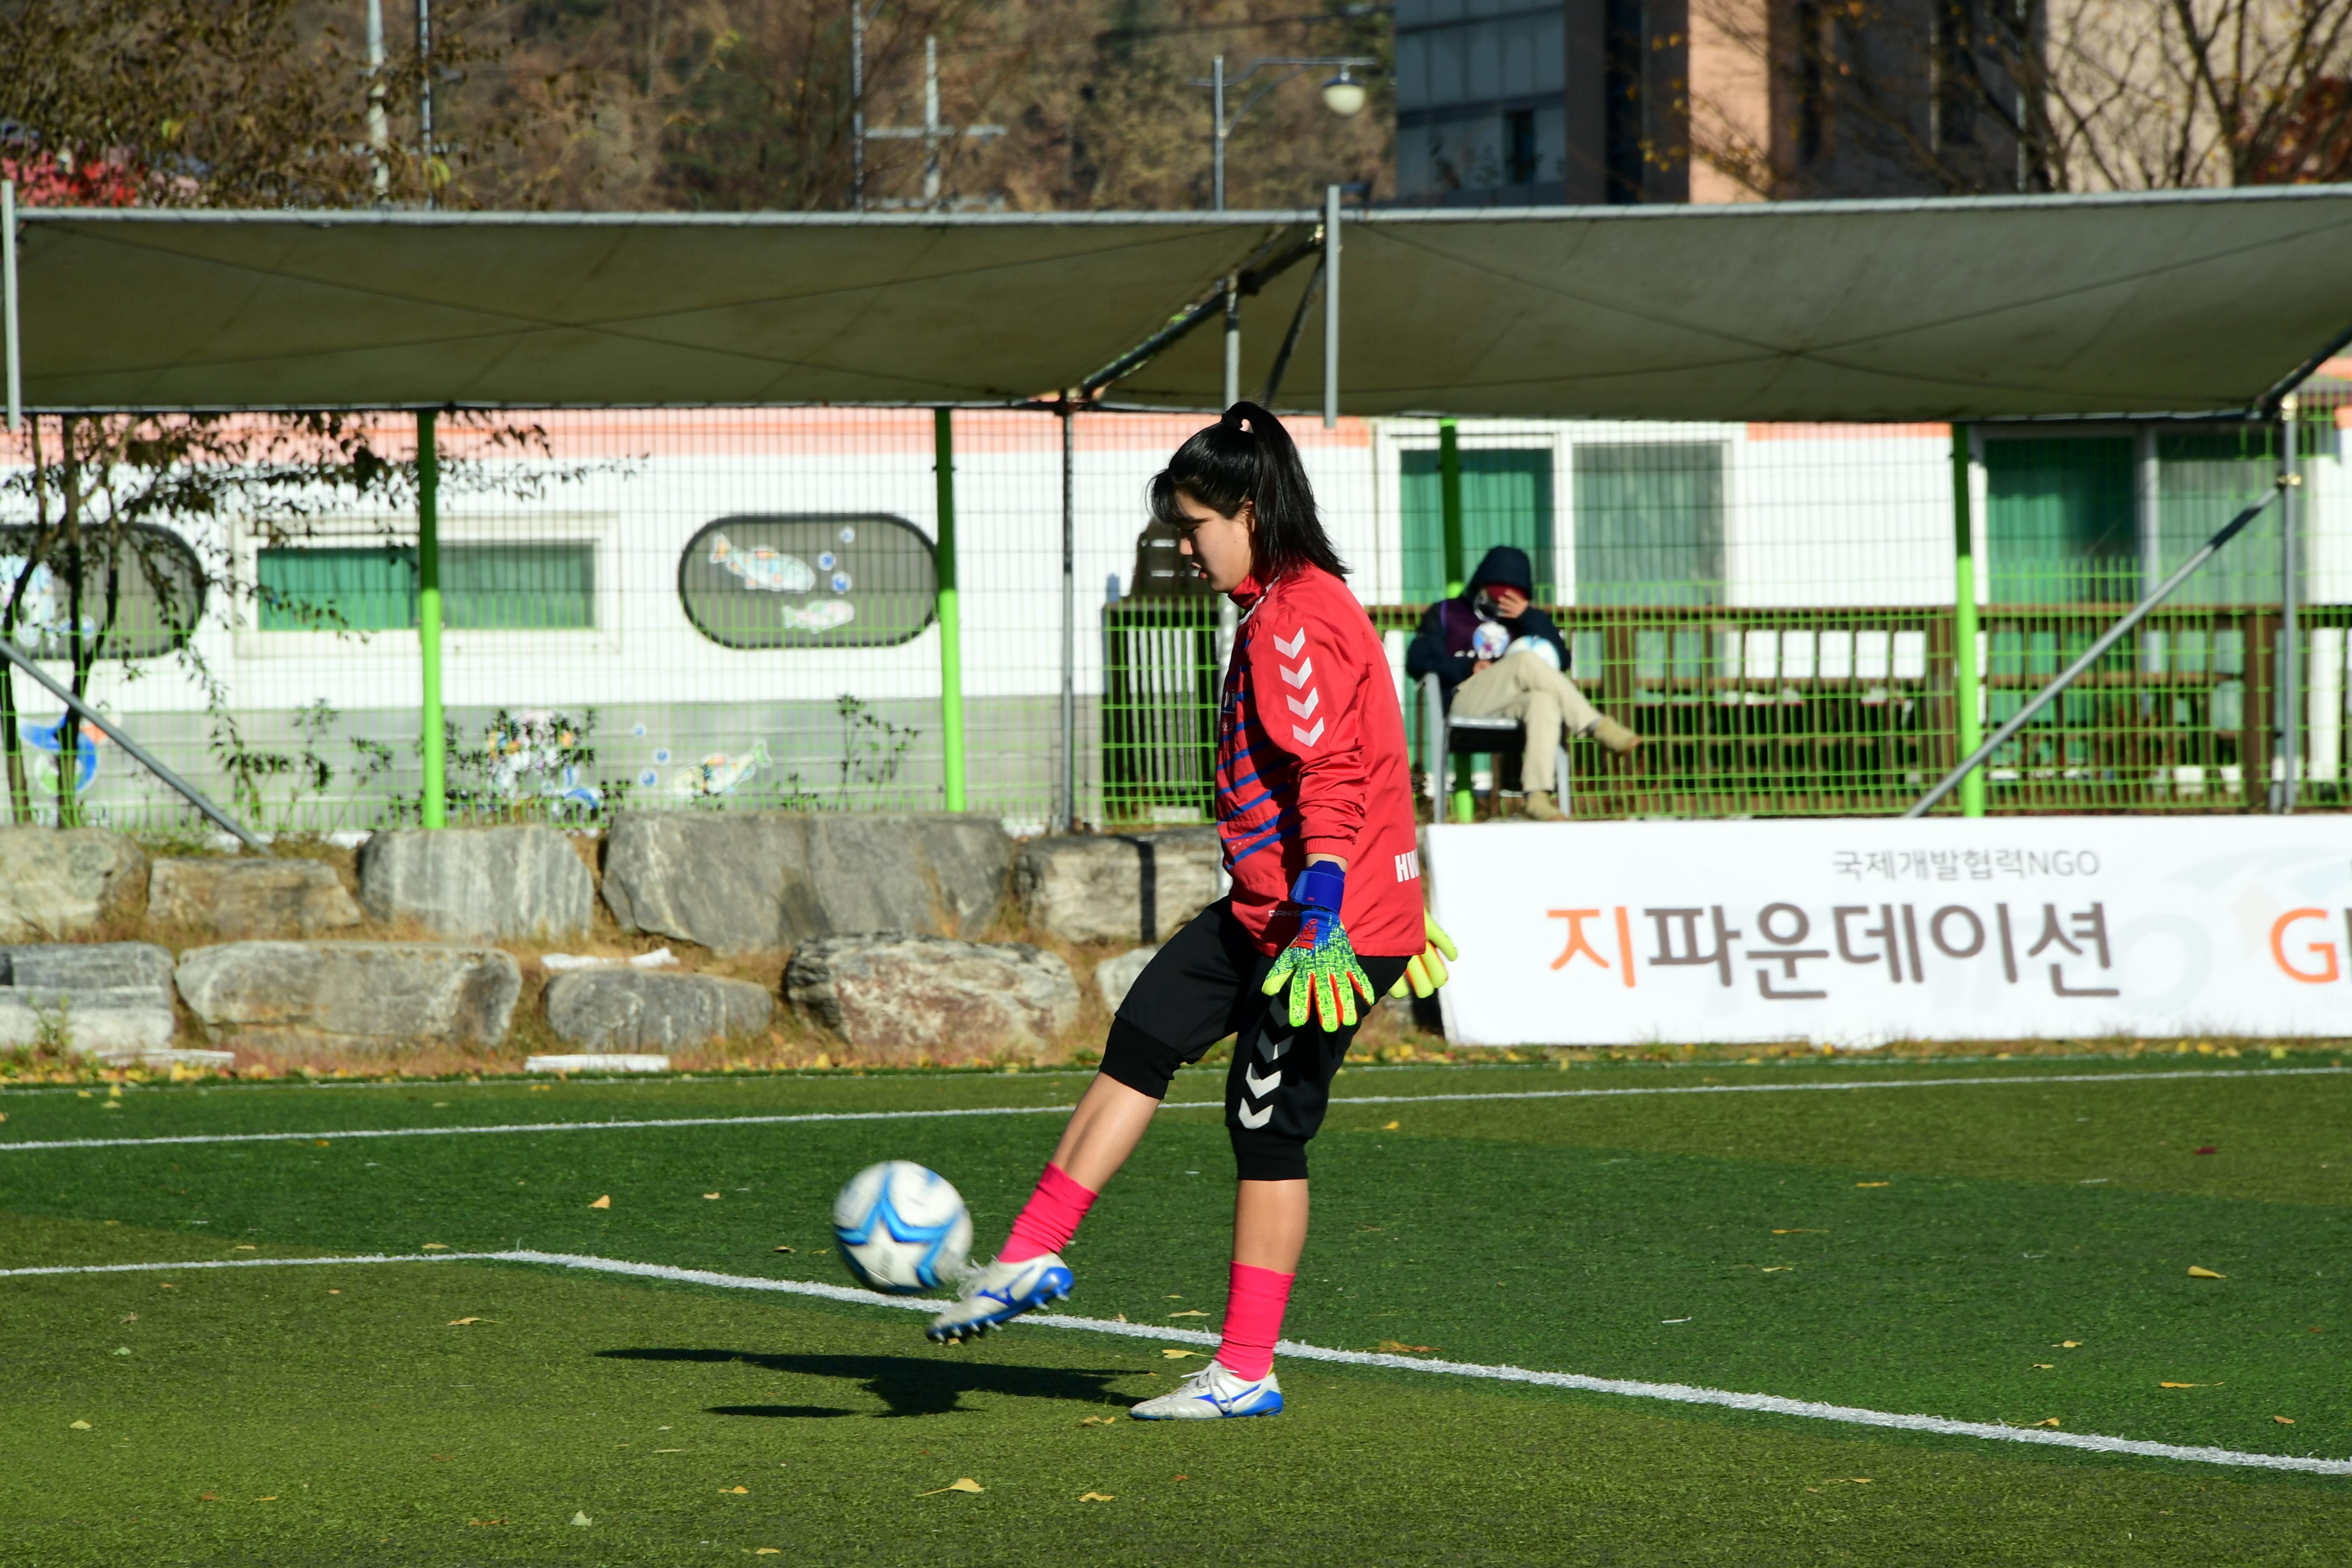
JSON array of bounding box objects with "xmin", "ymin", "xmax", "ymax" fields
[{"xmin": 1196, "ymin": 54, "xmax": 1376, "ymax": 406}]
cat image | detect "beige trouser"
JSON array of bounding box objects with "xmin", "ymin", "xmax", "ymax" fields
[{"xmin": 1451, "ymin": 650, "xmax": 1603, "ymax": 795}]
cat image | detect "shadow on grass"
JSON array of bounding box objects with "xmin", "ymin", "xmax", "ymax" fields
[{"xmin": 600, "ymin": 1348, "xmax": 1137, "ymax": 1417}]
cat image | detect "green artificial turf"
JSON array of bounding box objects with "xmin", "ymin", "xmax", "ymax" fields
[{"xmin": 3, "ymin": 1060, "xmax": 2348, "ymax": 1564}]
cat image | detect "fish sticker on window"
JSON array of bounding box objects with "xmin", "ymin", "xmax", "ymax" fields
[
  {"xmin": 780, "ymin": 599, "xmax": 856, "ymax": 634},
  {"xmin": 708, "ymin": 533, "xmax": 816, "ymax": 594}
]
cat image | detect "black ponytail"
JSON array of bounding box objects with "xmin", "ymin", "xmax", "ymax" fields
[{"xmin": 1147, "ymin": 401, "xmax": 1348, "ymax": 581}]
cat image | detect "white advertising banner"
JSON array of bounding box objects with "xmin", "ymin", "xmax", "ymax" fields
[{"xmin": 1424, "ymin": 818, "xmax": 2352, "ymax": 1046}]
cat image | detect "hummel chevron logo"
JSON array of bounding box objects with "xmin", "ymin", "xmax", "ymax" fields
[
  {"xmin": 1273, "ymin": 628, "xmax": 1307, "ymax": 657},
  {"xmin": 1286, "ymin": 690, "xmax": 1320, "ymax": 718},
  {"xmin": 1236, "ymin": 1102, "xmax": 1273, "ymax": 1130},
  {"xmin": 1244, "ymin": 1065, "xmax": 1281, "ymax": 1098},
  {"xmin": 1291, "ymin": 719, "xmax": 1326, "ymax": 745},
  {"xmin": 1280, "ymin": 657, "xmax": 1314, "ymax": 687}
]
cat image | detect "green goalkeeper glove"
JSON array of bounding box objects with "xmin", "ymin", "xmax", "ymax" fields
[
  {"xmin": 1260, "ymin": 862, "xmax": 1377, "ymax": 1032},
  {"xmin": 1387, "ymin": 912, "xmax": 1460, "ymax": 1000}
]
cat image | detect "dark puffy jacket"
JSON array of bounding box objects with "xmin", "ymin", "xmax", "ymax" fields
[{"xmin": 1403, "ymin": 545, "xmax": 1571, "ymax": 709}]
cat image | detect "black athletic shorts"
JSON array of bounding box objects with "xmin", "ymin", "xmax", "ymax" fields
[{"xmin": 1100, "ymin": 898, "xmax": 1409, "ymax": 1183}]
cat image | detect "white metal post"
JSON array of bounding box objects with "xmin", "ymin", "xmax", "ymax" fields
[
  {"xmin": 366, "ymin": 0, "xmax": 389, "ymax": 198},
  {"xmin": 1212, "ymin": 56, "xmax": 1226, "ymax": 211},
  {"xmin": 417, "ymin": 0, "xmax": 433, "ymax": 208},
  {"xmin": 852, "ymin": 2, "xmax": 867, "ymax": 210},
  {"xmin": 1323, "ymin": 184, "xmax": 1340, "ymax": 429}
]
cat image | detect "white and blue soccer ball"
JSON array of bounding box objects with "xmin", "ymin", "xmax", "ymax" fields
[{"xmin": 831, "ymin": 1161, "xmax": 972, "ymax": 1294}]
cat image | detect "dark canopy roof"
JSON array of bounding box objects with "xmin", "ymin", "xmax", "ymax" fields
[{"xmin": 19, "ymin": 185, "xmax": 2352, "ymax": 419}]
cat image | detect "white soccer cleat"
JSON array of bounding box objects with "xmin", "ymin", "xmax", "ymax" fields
[
  {"xmin": 1129, "ymin": 1360, "xmax": 1284, "ymax": 1420},
  {"xmin": 925, "ymin": 1252, "xmax": 1073, "ymax": 1344}
]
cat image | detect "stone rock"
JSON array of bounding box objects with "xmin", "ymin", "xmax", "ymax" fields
[
  {"xmin": 542, "ymin": 969, "xmax": 773, "ymax": 1051},
  {"xmin": 0, "ymin": 940, "xmax": 175, "ymax": 991},
  {"xmin": 1092, "ymin": 945, "xmax": 1161, "ymax": 1012},
  {"xmin": 358, "ymin": 827, "xmax": 593, "ymax": 942},
  {"xmin": 0, "ymin": 941, "xmax": 179, "ymax": 1058},
  {"xmin": 603, "ymin": 812, "xmax": 1011, "ymax": 955},
  {"xmin": 1013, "ymin": 829, "xmax": 1225, "ymax": 945},
  {"xmin": 175, "ymin": 941, "xmax": 521, "ymax": 1054},
  {"xmin": 0, "ymin": 827, "xmax": 147, "ymax": 941},
  {"xmin": 149, "ymin": 857, "xmax": 362, "ymax": 939},
  {"xmin": 785, "ymin": 935, "xmax": 1078, "ymax": 1065}
]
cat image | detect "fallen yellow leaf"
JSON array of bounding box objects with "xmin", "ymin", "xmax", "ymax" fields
[
  {"xmin": 232, "ymin": 1244, "xmax": 257, "ymax": 1251},
  {"xmin": 2056, "ymin": 1340, "xmax": 2082, "ymax": 1348},
  {"xmin": 918, "ymin": 1478, "xmax": 984, "ymax": 1496},
  {"xmin": 1773, "ymin": 1228, "xmax": 1828, "ymax": 1235},
  {"xmin": 529, "ymin": 1083, "xmax": 552, "ymax": 1092},
  {"xmin": 757, "ymin": 1550, "xmax": 781, "ymax": 1555},
  {"xmin": 421, "ymin": 1243, "xmax": 448, "ymax": 1250},
  {"xmin": 571, "ymin": 1512, "xmax": 593, "ymax": 1526},
  {"xmin": 2031, "ymin": 1417, "xmax": 2061, "ymax": 1428},
  {"xmin": 1079, "ymin": 1416, "xmax": 1118, "ymax": 1426},
  {"xmin": 1161, "ymin": 1348, "xmax": 1198, "ymax": 1359},
  {"xmin": 724, "ymin": 1486, "xmax": 748, "ymax": 1494},
  {"xmin": 447, "ymin": 1318, "xmax": 492, "ymax": 1326},
  {"xmin": 588, "ymin": 1195, "xmax": 612, "ymax": 1210},
  {"xmin": 702, "ymin": 1193, "xmax": 722, "ymax": 1200},
  {"xmin": 1381, "ymin": 1121, "xmax": 1399, "ymax": 1131},
  {"xmin": 1855, "ymin": 1181, "xmax": 1889, "ymax": 1188},
  {"xmin": 1078, "ymin": 1492, "xmax": 1115, "ymax": 1502},
  {"xmin": 2187, "ymin": 1266, "xmax": 2225, "ymax": 1279},
  {"xmin": 773, "ymin": 1245, "xmax": 795, "ymax": 1253},
  {"xmin": 69, "ymin": 1420, "xmax": 91, "ymax": 1430},
  {"xmin": 313, "ymin": 1138, "xmax": 330, "ymax": 1147},
  {"xmin": 2275, "ymin": 1415, "xmax": 2296, "ymax": 1425},
  {"xmin": 1760, "ymin": 1266, "xmax": 1793, "ymax": 1273},
  {"xmin": 1167, "ymin": 1309, "xmax": 1208, "ymax": 1318},
  {"xmin": 2031, "ymin": 1363, "xmax": 2054, "ymax": 1369},
  {"xmin": 2159, "ymin": 1382, "xmax": 2218, "ymax": 1388},
  {"xmin": 1376, "ymin": 1340, "xmax": 1437, "ymax": 1354}
]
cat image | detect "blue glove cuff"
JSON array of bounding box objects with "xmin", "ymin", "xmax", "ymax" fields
[{"xmin": 1290, "ymin": 861, "xmax": 1346, "ymax": 912}]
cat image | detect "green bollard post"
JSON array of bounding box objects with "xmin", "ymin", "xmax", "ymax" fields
[
  {"xmin": 418, "ymin": 409, "xmax": 446, "ymax": 829},
  {"xmin": 934, "ymin": 407, "xmax": 967, "ymax": 812},
  {"xmin": 1952, "ymin": 424, "xmax": 1985, "ymax": 818}
]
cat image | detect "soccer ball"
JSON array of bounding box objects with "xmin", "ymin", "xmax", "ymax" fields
[{"xmin": 831, "ymin": 1161, "xmax": 972, "ymax": 1294}]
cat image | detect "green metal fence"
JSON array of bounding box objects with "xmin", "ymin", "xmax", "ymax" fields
[{"xmin": 0, "ymin": 402, "xmax": 2344, "ymax": 835}]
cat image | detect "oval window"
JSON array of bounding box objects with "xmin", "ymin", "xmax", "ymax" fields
[
  {"xmin": 0, "ymin": 523, "xmax": 207, "ymax": 660},
  {"xmin": 678, "ymin": 514, "xmax": 936, "ymax": 650}
]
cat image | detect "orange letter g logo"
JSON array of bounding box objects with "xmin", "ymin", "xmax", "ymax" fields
[{"xmin": 2270, "ymin": 909, "xmax": 2342, "ymax": 984}]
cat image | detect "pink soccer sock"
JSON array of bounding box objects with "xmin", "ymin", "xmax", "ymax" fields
[
  {"xmin": 998, "ymin": 1163, "xmax": 1097, "ymax": 1263},
  {"xmin": 1213, "ymin": 1261, "xmax": 1295, "ymax": 1381}
]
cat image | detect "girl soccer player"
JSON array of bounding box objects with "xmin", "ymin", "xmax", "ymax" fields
[{"xmin": 927, "ymin": 402, "xmax": 1454, "ymax": 1420}]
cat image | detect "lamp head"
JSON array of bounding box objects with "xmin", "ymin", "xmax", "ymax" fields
[{"xmin": 1320, "ymin": 70, "xmax": 1368, "ymax": 117}]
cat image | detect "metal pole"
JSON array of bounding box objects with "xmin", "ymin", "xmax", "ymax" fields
[
  {"xmin": 0, "ymin": 639, "xmax": 267, "ymax": 852},
  {"xmin": 1439, "ymin": 418, "xmax": 1465, "ymax": 596},
  {"xmin": 417, "ymin": 0, "xmax": 433, "ymax": 209},
  {"xmin": 1222, "ymin": 280, "xmax": 1241, "ymax": 409},
  {"xmin": 1059, "ymin": 396, "xmax": 1078, "ymax": 833},
  {"xmin": 366, "ymin": 0, "xmax": 389, "ymax": 198},
  {"xmin": 1440, "ymin": 416, "xmax": 1472, "ymax": 822},
  {"xmin": 418, "ymin": 409, "xmax": 446, "ymax": 828},
  {"xmin": 1907, "ymin": 479, "xmax": 2289, "ymax": 819},
  {"xmin": 2279, "ymin": 399, "xmax": 2302, "ymax": 812},
  {"xmin": 921, "ymin": 34, "xmax": 941, "ymax": 207},
  {"xmin": 933, "ymin": 407, "xmax": 966, "ymax": 812},
  {"xmin": 1323, "ymin": 184, "xmax": 1340, "ymax": 430},
  {"xmin": 1951, "ymin": 424, "xmax": 1985, "ymax": 817},
  {"xmin": 2, "ymin": 179, "xmax": 18, "ymax": 433},
  {"xmin": 1212, "ymin": 55, "xmax": 1225, "ymax": 211},
  {"xmin": 852, "ymin": 1, "xmax": 866, "ymax": 211}
]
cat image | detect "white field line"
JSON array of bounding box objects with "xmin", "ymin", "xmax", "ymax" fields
[
  {"xmin": 3, "ymin": 1248, "xmax": 2345, "ymax": 1478},
  {"xmin": 1, "ymin": 1064, "xmax": 2346, "ymax": 1156}
]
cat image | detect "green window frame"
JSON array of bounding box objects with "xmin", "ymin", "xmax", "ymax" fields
[
  {"xmin": 258, "ymin": 542, "xmax": 595, "ymax": 631},
  {"xmin": 1400, "ymin": 446, "xmax": 1555, "ymax": 604},
  {"xmin": 1984, "ymin": 437, "xmax": 2137, "ymax": 605},
  {"xmin": 1571, "ymin": 442, "xmax": 1726, "ymax": 607}
]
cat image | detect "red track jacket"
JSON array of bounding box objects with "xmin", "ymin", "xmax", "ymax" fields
[{"xmin": 1215, "ymin": 564, "xmax": 1423, "ymax": 959}]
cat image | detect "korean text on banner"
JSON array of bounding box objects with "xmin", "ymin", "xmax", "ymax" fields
[{"xmin": 1424, "ymin": 819, "xmax": 2352, "ymax": 1047}]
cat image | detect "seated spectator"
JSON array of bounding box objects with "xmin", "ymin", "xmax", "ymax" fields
[{"xmin": 1405, "ymin": 545, "xmax": 1638, "ymax": 821}]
